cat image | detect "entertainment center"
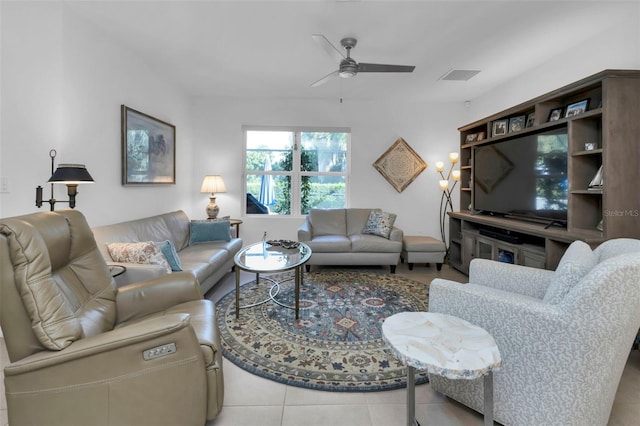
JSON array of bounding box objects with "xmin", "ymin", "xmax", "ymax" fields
[{"xmin": 449, "ymin": 70, "xmax": 640, "ymax": 274}]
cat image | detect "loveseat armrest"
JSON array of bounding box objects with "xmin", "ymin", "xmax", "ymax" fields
[
  {"xmin": 108, "ymin": 262, "xmax": 167, "ymax": 287},
  {"xmin": 116, "ymin": 272, "xmax": 203, "ymax": 323},
  {"xmin": 468, "ymin": 258, "xmax": 554, "ymax": 299},
  {"xmin": 389, "ymin": 226, "xmax": 403, "ymax": 242},
  {"xmin": 297, "ymin": 217, "xmax": 312, "ymax": 241}
]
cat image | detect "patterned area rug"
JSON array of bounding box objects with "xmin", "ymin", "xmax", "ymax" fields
[{"xmin": 215, "ymin": 270, "xmax": 430, "ymax": 392}]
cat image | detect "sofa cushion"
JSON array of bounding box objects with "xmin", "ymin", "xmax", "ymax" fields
[
  {"xmin": 543, "ymin": 240, "xmax": 597, "ymax": 304},
  {"xmin": 157, "ymin": 240, "xmax": 183, "ymax": 271},
  {"xmin": 362, "ymin": 210, "xmax": 396, "ymax": 239},
  {"xmin": 305, "ymin": 235, "xmax": 352, "ymax": 253},
  {"xmin": 107, "ymin": 242, "xmax": 172, "ymax": 274},
  {"xmin": 351, "ymin": 234, "xmax": 403, "ymax": 253},
  {"xmin": 189, "ymin": 220, "xmax": 231, "ymax": 244},
  {"xmin": 310, "ymin": 209, "xmax": 346, "ymax": 236},
  {"xmin": 179, "ymin": 244, "xmax": 231, "ymax": 285}
]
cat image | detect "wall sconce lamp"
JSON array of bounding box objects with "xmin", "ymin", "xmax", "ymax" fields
[
  {"xmin": 435, "ymin": 152, "xmax": 461, "ymax": 254},
  {"xmin": 200, "ymin": 175, "xmax": 227, "ymax": 219},
  {"xmin": 35, "ymin": 149, "xmax": 94, "ymax": 211}
]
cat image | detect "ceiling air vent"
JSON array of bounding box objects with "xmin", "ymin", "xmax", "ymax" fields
[{"xmin": 439, "ymin": 69, "xmax": 481, "ymax": 81}]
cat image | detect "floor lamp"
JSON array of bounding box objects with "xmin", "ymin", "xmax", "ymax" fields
[{"xmin": 435, "ymin": 153, "xmax": 460, "ymax": 256}]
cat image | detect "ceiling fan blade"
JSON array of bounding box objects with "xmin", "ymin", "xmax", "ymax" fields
[
  {"xmin": 310, "ymin": 70, "xmax": 340, "ymax": 87},
  {"xmin": 357, "ymin": 63, "xmax": 416, "ymax": 73},
  {"xmin": 312, "ymin": 34, "xmax": 345, "ymax": 63}
]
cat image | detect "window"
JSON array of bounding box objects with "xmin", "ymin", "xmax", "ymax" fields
[{"xmin": 244, "ymin": 127, "xmax": 350, "ymax": 216}]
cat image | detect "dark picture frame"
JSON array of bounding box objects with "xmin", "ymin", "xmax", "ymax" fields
[
  {"xmin": 526, "ymin": 112, "xmax": 535, "ymax": 127},
  {"xmin": 492, "ymin": 119, "xmax": 508, "ymax": 137},
  {"xmin": 509, "ymin": 115, "xmax": 526, "ymax": 132},
  {"xmin": 121, "ymin": 105, "xmax": 176, "ymax": 185},
  {"xmin": 565, "ymin": 99, "xmax": 590, "ymax": 117},
  {"xmin": 548, "ymin": 107, "xmax": 563, "ymax": 122}
]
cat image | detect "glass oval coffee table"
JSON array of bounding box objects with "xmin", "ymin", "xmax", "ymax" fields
[{"xmin": 233, "ymin": 241, "xmax": 312, "ymax": 319}]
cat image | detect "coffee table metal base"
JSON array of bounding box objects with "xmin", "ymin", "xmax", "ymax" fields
[{"xmin": 235, "ymin": 266, "xmax": 303, "ymax": 319}]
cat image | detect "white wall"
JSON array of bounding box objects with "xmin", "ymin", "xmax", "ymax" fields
[
  {"xmin": 0, "ymin": 2, "xmax": 196, "ymax": 226},
  {"xmin": 191, "ymin": 97, "xmax": 464, "ymax": 242},
  {"xmin": 466, "ymin": 6, "xmax": 640, "ymax": 122}
]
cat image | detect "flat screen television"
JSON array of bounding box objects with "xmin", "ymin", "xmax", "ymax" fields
[{"xmin": 473, "ymin": 126, "xmax": 568, "ymax": 225}]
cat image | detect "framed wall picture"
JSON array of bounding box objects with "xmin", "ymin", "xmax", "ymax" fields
[
  {"xmin": 492, "ymin": 119, "xmax": 508, "ymax": 137},
  {"xmin": 565, "ymin": 99, "xmax": 589, "ymax": 117},
  {"xmin": 548, "ymin": 107, "xmax": 564, "ymax": 122},
  {"xmin": 372, "ymin": 138, "xmax": 427, "ymax": 193},
  {"xmin": 509, "ymin": 115, "xmax": 526, "ymax": 132},
  {"xmin": 121, "ymin": 105, "xmax": 176, "ymax": 185}
]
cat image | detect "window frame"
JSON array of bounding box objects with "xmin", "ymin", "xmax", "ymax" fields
[{"xmin": 242, "ymin": 125, "xmax": 351, "ymax": 218}]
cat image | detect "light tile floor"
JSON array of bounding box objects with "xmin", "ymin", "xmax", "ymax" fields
[{"xmin": 0, "ymin": 263, "xmax": 637, "ymax": 425}]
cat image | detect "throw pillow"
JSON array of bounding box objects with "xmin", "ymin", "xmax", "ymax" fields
[
  {"xmin": 362, "ymin": 210, "xmax": 396, "ymax": 239},
  {"xmin": 156, "ymin": 240, "xmax": 183, "ymax": 271},
  {"xmin": 189, "ymin": 220, "xmax": 231, "ymax": 244},
  {"xmin": 543, "ymin": 240, "xmax": 597, "ymax": 304},
  {"xmin": 106, "ymin": 242, "xmax": 172, "ymax": 274}
]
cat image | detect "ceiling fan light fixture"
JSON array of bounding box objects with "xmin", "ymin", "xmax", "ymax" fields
[{"xmin": 339, "ymin": 70, "xmax": 357, "ymax": 78}]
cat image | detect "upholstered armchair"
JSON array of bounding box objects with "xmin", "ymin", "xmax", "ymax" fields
[
  {"xmin": 428, "ymin": 239, "xmax": 640, "ymax": 426},
  {"xmin": 0, "ymin": 210, "xmax": 224, "ymax": 425}
]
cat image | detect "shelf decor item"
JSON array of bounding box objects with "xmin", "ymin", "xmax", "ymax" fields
[
  {"xmin": 565, "ymin": 99, "xmax": 590, "ymax": 117},
  {"xmin": 492, "ymin": 119, "xmax": 508, "ymax": 136},
  {"xmin": 548, "ymin": 107, "xmax": 564, "ymax": 122},
  {"xmin": 373, "ymin": 138, "xmax": 427, "ymax": 193},
  {"xmin": 526, "ymin": 112, "xmax": 536, "ymax": 127},
  {"xmin": 121, "ymin": 105, "xmax": 176, "ymax": 185},
  {"xmin": 509, "ymin": 115, "xmax": 526, "ymax": 132}
]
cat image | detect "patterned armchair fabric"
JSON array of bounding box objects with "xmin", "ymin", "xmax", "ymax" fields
[{"xmin": 428, "ymin": 239, "xmax": 640, "ymax": 426}]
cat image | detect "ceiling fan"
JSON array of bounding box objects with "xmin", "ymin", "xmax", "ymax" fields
[{"xmin": 310, "ymin": 34, "xmax": 415, "ymax": 87}]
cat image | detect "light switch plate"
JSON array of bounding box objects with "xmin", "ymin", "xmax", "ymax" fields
[{"xmin": 0, "ymin": 176, "xmax": 8, "ymax": 193}]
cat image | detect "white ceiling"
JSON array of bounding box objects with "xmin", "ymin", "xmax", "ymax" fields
[{"xmin": 66, "ymin": 1, "xmax": 634, "ymax": 103}]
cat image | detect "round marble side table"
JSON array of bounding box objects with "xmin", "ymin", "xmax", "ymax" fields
[{"xmin": 382, "ymin": 312, "xmax": 502, "ymax": 426}]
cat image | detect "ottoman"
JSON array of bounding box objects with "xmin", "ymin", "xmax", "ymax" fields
[{"xmin": 401, "ymin": 236, "xmax": 446, "ymax": 271}]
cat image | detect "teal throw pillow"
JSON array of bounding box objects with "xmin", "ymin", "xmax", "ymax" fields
[
  {"xmin": 156, "ymin": 240, "xmax": 183, "ymax": 271},
  {"xmin": 190, "ymin": 220, "xmax": 231, "ymax": 244}
]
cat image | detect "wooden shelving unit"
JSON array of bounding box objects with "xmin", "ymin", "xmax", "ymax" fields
[{"xmin": 449, "ymin": 70, "xmax": 640, "ymax": 274}]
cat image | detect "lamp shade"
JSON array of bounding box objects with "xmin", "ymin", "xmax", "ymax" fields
[
  {"xmin": 200, "ymin": 175, "xmax": 226, "ymax": 193},
  {"xmin": 48, "ymin": 164, "xmax": 94, "ymax": 184}
]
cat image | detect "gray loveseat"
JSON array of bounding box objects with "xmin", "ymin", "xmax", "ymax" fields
[
  {"xmin": 297, "ymin": 208, "xmax": 403, "ymax": 273},
  {"xmin": 92, "ymin": 210, "xmax": 242, "ymax": 294}
]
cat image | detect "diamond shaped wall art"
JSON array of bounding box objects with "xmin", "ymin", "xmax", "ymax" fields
[{"xmin": 373, "ymin": 138, "xmax": 427, "ymax": 193}]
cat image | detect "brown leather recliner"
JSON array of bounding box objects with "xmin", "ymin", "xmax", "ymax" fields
[{"xmin": 0, "ymin": 210, "xmax": 224, "ymax": 425}]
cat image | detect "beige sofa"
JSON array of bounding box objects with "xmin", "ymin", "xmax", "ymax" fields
[
  {"xmin": 92, "ymin": 210, "xmax": 242, "ymax": 294},
  {"xmin": 297, "ymin": 208, "xmax": 403, "ymax": 273}
]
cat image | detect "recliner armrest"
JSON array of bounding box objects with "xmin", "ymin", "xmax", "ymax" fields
[
  {"xmin": 116, "ymin": 272, "xmax": 203, "ymax": 323},
  {"xmin": 5, "ymin": 313, "xmax": 194, "ymax": 375}
]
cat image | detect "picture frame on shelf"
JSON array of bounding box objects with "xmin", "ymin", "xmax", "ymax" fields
[
  {"xmin": 509, "ymin": 115, "xmax": 526, "ymax": 132},
  {"xmin": 121, "ymin": 105, "xmax": 176, "ymax": 185},
  {"xmin": 565, "ymin": 99, "xmax": 590, "ymax": 117},
  {"xmin": 526, "ymin": 112, "xmax": 535, "ymax": 127},
  {"xmin": 548, "ymin": 107, "xmax": 563, "ymax": 122},
  {"xmin": 492, "ymin": 119, "xmax": 508, "ymax": 137},
  {"xmin": 465, "ymin": 133, "xmax": 478, "ymax": 143}
]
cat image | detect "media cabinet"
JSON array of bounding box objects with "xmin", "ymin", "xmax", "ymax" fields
[{"xmin": 449, "ymin": 70, "xmax": 640, "ymax": 274}]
